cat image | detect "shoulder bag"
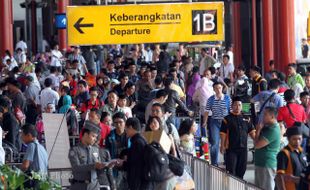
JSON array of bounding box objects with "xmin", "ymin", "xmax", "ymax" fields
[{"xmin": 286, "ymin": 103, "xmax": 309, "ymax": 138}]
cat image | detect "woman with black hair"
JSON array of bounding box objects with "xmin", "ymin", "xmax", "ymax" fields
[
  {"xmin": 178, "ymin": 119, "xmax": 197, "ymax": 155},
  {"xmin": 145, "ymin": 116, "xmax": 163, "ymax": 132}
]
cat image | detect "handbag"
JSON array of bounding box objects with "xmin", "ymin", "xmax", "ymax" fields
[
  {"xmin": 286, "ymin": 103, "xmax": 309, "ymax": 138},
  {"xmin": 167, "ymin": 154, "xmax": 185, "ymax": 176},
  {"xmin": 14, "ymin": 107, "xmax": 26, "ymax": 125}
]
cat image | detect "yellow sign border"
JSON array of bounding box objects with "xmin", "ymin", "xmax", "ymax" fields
[{"xmin": 67, "ymin": 2, "xmax": 224, "ymax": 45}]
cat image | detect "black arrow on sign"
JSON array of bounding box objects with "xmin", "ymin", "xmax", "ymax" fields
[{"xmin": 74, "ymin": 17, "xmax": 94, "ymax": 34}]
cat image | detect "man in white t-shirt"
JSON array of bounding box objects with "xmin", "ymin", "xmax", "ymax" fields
[
  {"xmin": 15, "ymin": 39, "xmax": 27, "ymax": 53},
  {"xmin": 36, "ymin": 78, "xmax": 60, "ymax": 111},
  {"xmin": 15, "ymin": 48, "xmax": 27, "ymax": 65},
  {"xmin": 144, "ymin": 45, "xmax": 153, "ymax": 63},
  {"xmin": 46, "ymin": 66, "xmax": 60, "ymax": 90},
  {"xmin": 219, "ymin": 54, "xmax": 234, "ymax": 82},
  {"xmin": 4, "ymin": 58, "xmax": 18, "ymax": 71},
  {"xmin": 227, "ymin": 46, "xmax": 234, "ymax": 67},
  {"xmin": 50, "ymin": 44, "xmax": 63, "ymax": 68}
]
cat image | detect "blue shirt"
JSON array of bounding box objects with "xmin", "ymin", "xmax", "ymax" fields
[
  {"xmin": 252, "ymin": 90, "xmax": 284, "ymax": 123},
  {"xmin": 24, "ymin": 140, "xmax": 48, "ymax": 174}
]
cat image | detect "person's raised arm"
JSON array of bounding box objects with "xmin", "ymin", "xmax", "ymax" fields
[{"xmin": 254, "ymin": 123, "xmax": 269, "ymax": 149}]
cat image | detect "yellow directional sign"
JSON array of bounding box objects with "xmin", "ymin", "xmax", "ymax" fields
[{"xmin": 67, "ymin": 3, "xmax": 224, "ymax": 45}]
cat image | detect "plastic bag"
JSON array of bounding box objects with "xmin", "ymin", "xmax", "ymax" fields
[{"xmin": 174, "ymin": 170, "xmax": 195, "ymax": 190}]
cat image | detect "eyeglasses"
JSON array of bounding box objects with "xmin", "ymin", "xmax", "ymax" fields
[{"xmin": 90, "ymin": 94, "xmax": 97, "ymax": 97}]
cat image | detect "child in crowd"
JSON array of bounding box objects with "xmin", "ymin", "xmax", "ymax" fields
[
  {"xmin": 118, "ymin": 94, "xmax": 132, "ymax": 118},
  {"xmin": 101, "ymin": 111, "xmax": 113, "ymax": 128}
]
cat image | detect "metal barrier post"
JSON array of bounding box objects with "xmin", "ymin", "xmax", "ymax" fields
[
  {"xmin": 246, "ymin": 182, "xmax": 262, "ymax": 190},
  {"xmin": 209, "ymin": 165, "xmax": 227, "ymax": 190},
  {"xmin": 192, "ymin": 157, "xmax": 210, "ymax": 190},
  {"xmin": 180, "ymin": 151, "xmax": 193, "ymax": 169},
  {"xmin": 4, "ymin": 147, "xmax": 13, "ymax": 162},
  {"xmin": 227, "ymin": 174, "xmax": 246, "ymax": 190},
  {"xmin": 48, "ymin": 168, "xmax": 72, "ymax": 188}
]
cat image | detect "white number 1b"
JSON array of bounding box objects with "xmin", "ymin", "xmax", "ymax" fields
[{"xmin": 193, "ymin": 13, "xmax": 215, "ymax": 33}]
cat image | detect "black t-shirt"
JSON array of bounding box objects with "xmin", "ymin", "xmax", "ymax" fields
[
  {"xmin": 114, "ymin": 84, "xmax": 125, "ymax": 95},
  {"xmin": 220, "ymin": 113, "xmax": 254, "ymax": 149},
  {"xmin": 251, "ymin": 76, "xmax": 267, "ymax": 97}
]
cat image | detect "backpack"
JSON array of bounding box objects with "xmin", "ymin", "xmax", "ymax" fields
[
  {"xmin": 235, "ymin": 79, "xmax": 250, "ymax": 97},
  {"xmin": 143, "ymin": 142, "xmax": 171, "ymax": 182},
  {"xmin": 208, "ymin": 94, "xmax": 231, "ymax": 113}
]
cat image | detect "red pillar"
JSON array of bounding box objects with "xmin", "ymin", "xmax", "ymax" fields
[
  {"xmin": 232, "ymin": 2, "xmax": 242, "ymax": 67},
  {"xmin": 262, "ymin": 0, "xmax": 274, "ymax": 73},
  {"xmin": 58, "ymin": 0, "xmax": 69, "ymax": 51},
  {"xmin": 273, "ymin": 0, "xmax": 295, "ymax": 73},
  {"xmin": 273, "ymin": 0, "xmax": 280, "ymax": 70},
  {"xmin": 0, "ymin": 1, "xmax": 13, "ymax": 57},
  {"xmin": 251, "ymin": 0, "xmax": 258, "ymax": 66}
]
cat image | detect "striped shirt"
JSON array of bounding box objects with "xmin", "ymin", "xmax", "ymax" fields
[{"xmin": 206, "ymin": 95, "xmax": 231, "ymax": 120}]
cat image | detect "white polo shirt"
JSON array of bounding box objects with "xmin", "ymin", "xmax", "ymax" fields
[
  {"xmin": 50, "ymin": 50, "xmax": 63, "ymax": 67},
  {"xmin": 37, "ymin": 87, "xmax": 60, "ymax": 111}
]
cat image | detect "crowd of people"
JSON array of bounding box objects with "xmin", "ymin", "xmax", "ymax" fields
[{"xmin": 1, "ymin": 41, "xmax": 310, "ymax": 190}]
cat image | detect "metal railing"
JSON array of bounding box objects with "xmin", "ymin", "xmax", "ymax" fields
[
  {"xmin": 48, "ymin": 168, "xmax": 72, "ymax": 189},
  {"xmin": 180, "ymin": 151, "xmax": 262, "ymax": 190}
]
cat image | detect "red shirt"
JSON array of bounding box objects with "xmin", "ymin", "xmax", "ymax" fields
[
  {"xmin": 278, "ymin": 87, "xmax": 288, "ymax": 94},
  {"xmin": 79, "ymin": 122, "xmax": 111, "ymax": 147},
  {"xmin": 277, "ymin": 103, "xmax": 307, "ymax": 128},
  {"xmin": 80, "ymin": 99, "xmax": 104, "ymax": 113},
  {"xmin": 85, "ymin": 72, "xmax": 97, "ymax": 87},
  {"xmin": 69, "ymin": 80, "xmax": 78, "ymax": 96},
  {"xmin": 98, "ymin": 123, "xmax": 111, "ymax": 147}
]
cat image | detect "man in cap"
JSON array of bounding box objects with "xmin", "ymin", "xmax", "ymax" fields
[
  {"xmin": 275, "ymin": 125, "xmax": 308, "ymax": 190},
  {"xmin": 69, "ymin": 121, "xmax": 111, "ymax": 190}
]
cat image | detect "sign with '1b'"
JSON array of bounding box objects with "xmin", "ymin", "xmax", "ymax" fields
[{"xmin": 67, "ymin": 2, "xmax": 224, "ymax": 45}]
